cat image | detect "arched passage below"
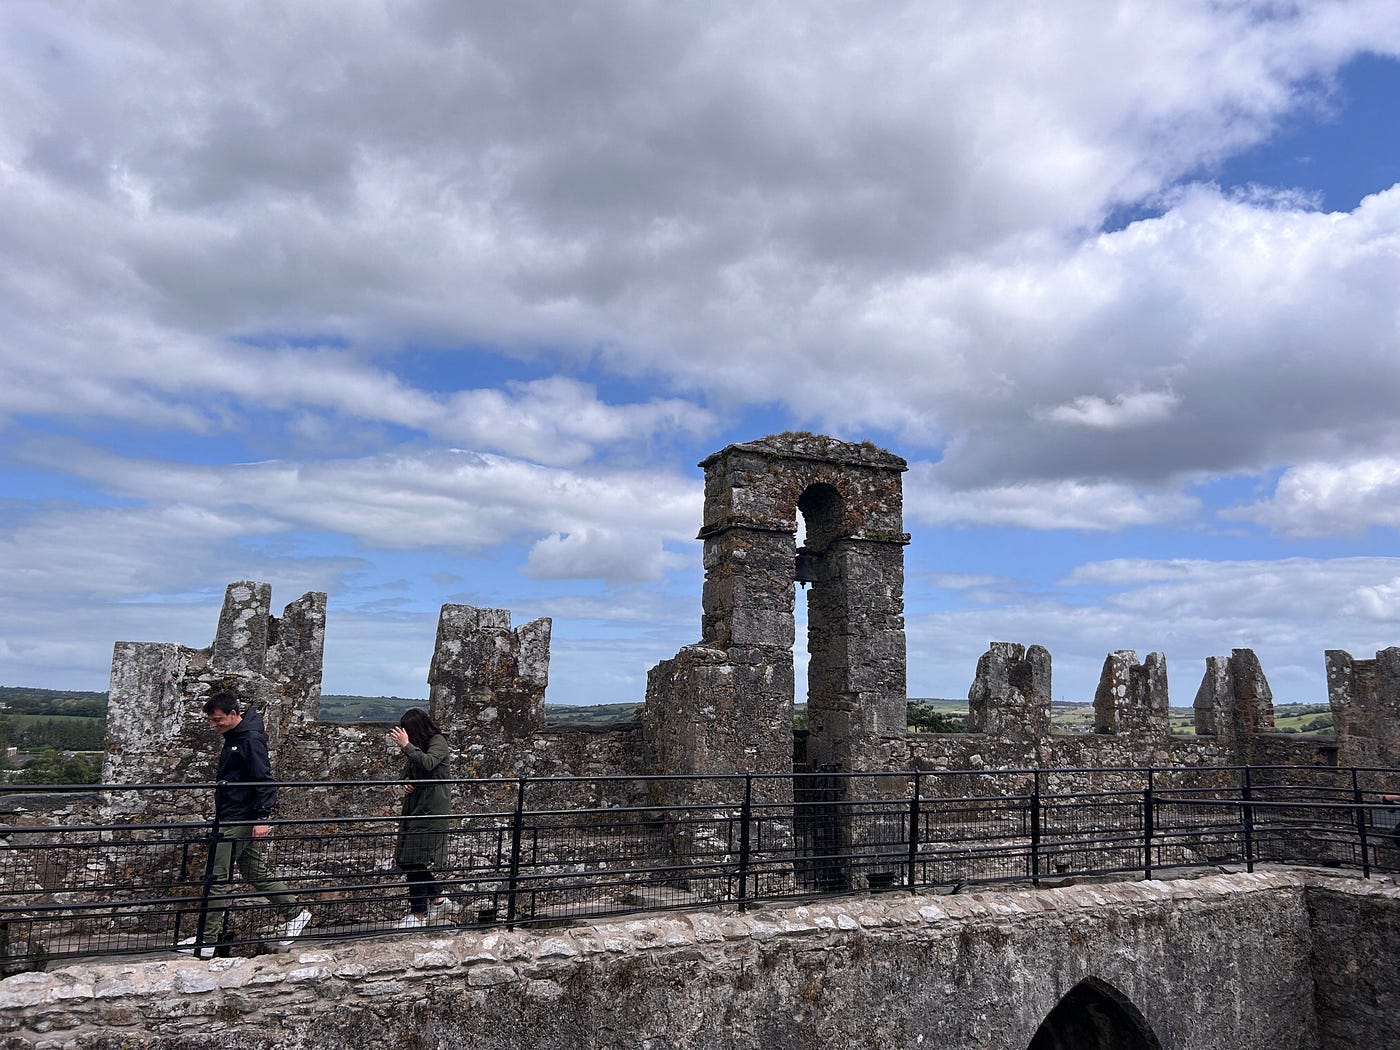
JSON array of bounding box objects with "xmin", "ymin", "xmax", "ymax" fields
[{"xmin": 1027, "ymin": 977, "xmax": 1163, "ymax": 1050}]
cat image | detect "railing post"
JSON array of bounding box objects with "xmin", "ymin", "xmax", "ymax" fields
[
  {"xmin": 1143, "ymin": 768, "xmax": 1155, "ymax": 880},
  {"xmin": 1030, "ymin": 771, "xmax": 1041, "ymax": 887},
  {"xmin": 505, "ymin": 777, "xmax": 528, "ymax": 928},
  {"xmin": 191, "ymin": 804, "xmax": 225, "ymax": 950},
  {"xmin": 736, "ymin": 775, "xmax": 753, "ymax": 910},
  {"xmin": 1352, "ymin": 768, "xmax": 1372, "ymax": 879},
  {"xmin": 1242, "ymin": 767, "xmax": 1255, "ymax": 873},
  {"xmin": 906, "ymin": 771, "xmax": 921, "ymax": 892}
]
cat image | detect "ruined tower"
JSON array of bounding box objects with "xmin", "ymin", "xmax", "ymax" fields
[{"xmin": 644, "ymin": 433, "xmax": 910, "ymax": 784}]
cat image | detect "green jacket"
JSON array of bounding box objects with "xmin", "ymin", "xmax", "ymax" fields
[{"xmin": 394, "ymin": 733, "xmax": 452, "ymax": 869}]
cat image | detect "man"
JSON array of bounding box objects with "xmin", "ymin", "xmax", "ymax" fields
[{"xmin": 178, "ymin": 691, "xmax": 311, "ymax": 957}]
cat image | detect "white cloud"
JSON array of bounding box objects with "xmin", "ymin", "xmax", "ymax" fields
[
  {"xmin": 1223, "ymin": 457, "xmax": 1400, "ymax": 535},
  {"xmin": 905, "ymin": 461, "xmax": 1201, "ymax": 530},
  {"xmin": 441, "ymin": 378, "xmax": 714, "ymax": 466},
  {"xmin": 1037, "ymin": 388, "xmax": 1181, "ymax": 429},
  {"xmin": 3, "ymin": 3, "xmax": 1398, "ymax": 486},
  {"xmin": 15, "ymin": 442, "xmax": 702, "ymax": 578},
  {"xmin": 525, "ymin": 528, "xmax": 680, "ymax": 584}
]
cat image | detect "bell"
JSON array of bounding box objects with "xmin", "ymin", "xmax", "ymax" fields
[{"xmin": 794, "ymin": 551, "xmax": 819, "ymax": 586}]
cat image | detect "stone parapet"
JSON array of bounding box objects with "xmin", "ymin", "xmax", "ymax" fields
[
  {"xmin": 3, "ymin": 869, "xmax": 1382, "ymax": 1050},
  {"xmin": 1192, "ymin": 648, "xmax": 1276, "ymax": 759},
  {"xmin": 967, "ymin": 642, "xmax": 1052, "ymax": 757}
]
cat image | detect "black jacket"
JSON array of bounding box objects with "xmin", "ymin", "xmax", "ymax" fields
[{"xmin": 213, "ymin": 707, "xmax": 278, "ymax": 822}]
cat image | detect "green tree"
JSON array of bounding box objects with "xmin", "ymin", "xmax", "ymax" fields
[
  {"xmin": 13, "ymin": 749, "xmax": 101, "ymax": 785},
  {"xmin": 907, "ymin": 702, "xmax": 967, "ymax": 733},
  {"xmin": 10, "ymin": 716, "xmax": 105, "ymax": 751}
]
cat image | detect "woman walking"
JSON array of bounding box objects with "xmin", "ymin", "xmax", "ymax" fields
[{"xmin": 389, "ymin": 708, "xmax": 453, "ymax": 928}]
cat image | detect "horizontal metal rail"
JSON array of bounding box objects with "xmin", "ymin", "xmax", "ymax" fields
[{"xmin": 2, "ymin": 764, "xmax": 1398, "ymax": 969}]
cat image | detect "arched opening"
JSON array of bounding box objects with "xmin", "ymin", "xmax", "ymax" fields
[
  {"xmin": 797, "ymin": 482, "xmax": 845, "ymax": 551},
  {"xmin": 795, "ymin": 483, "xmax": 846, "ymax": 760},
  {"xmin": 1027, "ymin": 978, "xmax": 1162, "ymax": 1050},
  {"xmin": 793, "ymin": 482, "xmax": 851, "ymax": 889}
]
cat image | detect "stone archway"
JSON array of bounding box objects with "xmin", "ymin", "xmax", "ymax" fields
[{"xmin": 1027, "ymin": 977, "xmax": 1163, "ymax": 1050}]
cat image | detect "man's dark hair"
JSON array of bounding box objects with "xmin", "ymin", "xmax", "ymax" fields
[{"xmin": 202, "ymin": 692, "xmax": 240, "ymax": 716}]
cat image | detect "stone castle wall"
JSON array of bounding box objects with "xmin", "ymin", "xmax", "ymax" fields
[
  {"xmin": 99, "ymin": 583, "xmax": 643, "ymax": 823},
  {"xmin": 97, "ymin": 580, "xmax": 1379, "ymax": 824}
]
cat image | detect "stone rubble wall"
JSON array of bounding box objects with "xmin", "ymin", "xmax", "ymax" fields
[
  {"xmin": 84, "ymin": 571, "xmax": 1395, "ymax": 898},
  {"xmin": 6, "ymin": 869, "xmax": 1389, "ymax": 1050},
  {"xmin": 968, "ymin": 641, "xmax": 1053, "ymax": 756},
  {"xmin": 97, "ymin": 589, "xmax": 637, "ymax": 813},
  {"xmin": 428, "ymin": 606, "xmax": 551, "ymax": 780}
]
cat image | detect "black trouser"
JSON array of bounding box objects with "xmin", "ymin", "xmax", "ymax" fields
[{"xmin": 404, "ymin": 865, "xmax": 439, "ymax": 914}]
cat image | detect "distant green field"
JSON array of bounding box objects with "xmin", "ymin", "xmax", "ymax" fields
[
  {"xmin": 1044, "ymin": 701, "xmax": 1332, "ymax": 736},
  {"xmin": 0, "ymin": 686, "xmax": 106, "ymax": 716},
  {"xmin": 8, "ymin": 713, "xmax": 102, "ymax": 730},
  {"xmin": 545, "ymin": 703, "xmax": 642, "ymax": 726}
]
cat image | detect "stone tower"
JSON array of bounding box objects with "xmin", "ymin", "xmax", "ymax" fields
[{"xmin": 644, "ymin": 433, "xmax": 910, "ymax": 784}]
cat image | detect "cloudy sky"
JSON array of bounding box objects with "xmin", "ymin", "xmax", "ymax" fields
[{"xmin": 3, "ymin": 2, "xmax": 1400, "ymax": 710}]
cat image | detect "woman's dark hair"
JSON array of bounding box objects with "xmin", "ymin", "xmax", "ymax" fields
[{"xmin": 399, "ymin": 708, "xmax": 442, "ymax": 750}]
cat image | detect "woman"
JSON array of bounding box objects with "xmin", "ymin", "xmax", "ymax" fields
[{"xmin": 389, "ymin": 708, "xmax": 453, "ymax": 928}]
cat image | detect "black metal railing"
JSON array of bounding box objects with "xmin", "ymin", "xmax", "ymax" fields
[{"xmin": 2, "ymin": 765, "xmax": 1397, "ymax": 970}]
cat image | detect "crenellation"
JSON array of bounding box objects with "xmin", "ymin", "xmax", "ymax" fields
[
  {"xmin": 1326, "ymin": 646, "xmax": 1400, "ymax": 768},
  {"xmin": 429, "ymin": 604, "xmax": 552, "ymax": 778},
  {"xmin": 100, "ymin": 582, "xmax": 327, "ymax": 802},
  {"xmin": 1092, "ymin": 650, "xmax": 1170, "ymax": 739},
  {"xmin": 967, "ymin": 642, "xmax": 1053, "ymax": 755},
  {"xmin": 1190, "ymin": 648, "xmax": 1279, "ymax": 763},
  {"xmin": 211, "ymin": 581, "xmax": 271, "ymax": 674}
]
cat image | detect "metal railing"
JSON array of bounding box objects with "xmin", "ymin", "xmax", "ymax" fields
[{"xmin": 2, "ymin": 765, "xmax": 1397, "ymax": 970}]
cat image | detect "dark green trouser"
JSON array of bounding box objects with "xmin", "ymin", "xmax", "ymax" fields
[{"xmin": 200, "ymin": 823, "xmax": 300, "ymax": 940}]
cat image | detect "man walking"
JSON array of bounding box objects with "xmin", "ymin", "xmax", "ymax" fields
[{"xmin": 179, "ymin": 691, "xmax": 311, "ymax": 957}]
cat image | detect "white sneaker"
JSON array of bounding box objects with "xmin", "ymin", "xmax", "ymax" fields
[
  {"xmin": 394, "ymin": 913, "xmax": 426, "ymax": 930},
  {"xmin": 426, "ymin": 898, "xmax": 456, "ymax": 923},
  {"xmin": 278, "ymin": 908, "xmax": 312, "ymax": 947},
  {"xmin": 176, "ymin": 936, "xmax": 215, "ymax": 960}
]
